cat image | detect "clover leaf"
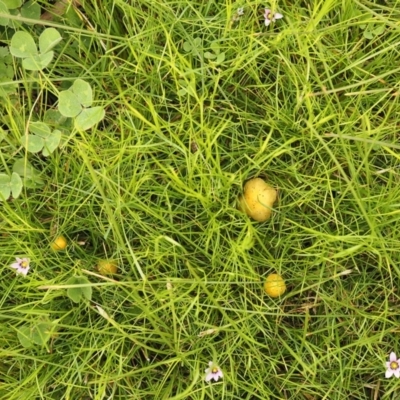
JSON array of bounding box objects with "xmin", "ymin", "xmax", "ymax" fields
[
  {"xmin": 10, "ymin": 28, "xmax": 62, "ymax": 71},
  {"xmin": 17, "ymin": 321, "xmax": 53, "ymax": 348},
  {"xmin": 0, "ymin": 172, "xmax": 22, "ymax": 201},
  {"xmin": 21, "ymin": 121, "xmax": 61, "ymax": 156},
  {"xmin": 66, "ymin": 276, "xmax": 93, "ymax": 303},
  {"xmin": 58, "ymin": 79, "xmax": 105, "ymax": 130}
]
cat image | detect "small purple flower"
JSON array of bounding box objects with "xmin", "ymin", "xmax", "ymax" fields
[
  {"xmin": 386, "ymin": 352, "xmax": 400, "ymax": 378},
  {"xmin": 264, "ymin": 9, "xmax": 283, "ymax": 26},
  {"xmin": 10, "ymin": 257, "xmax": 30, "ymax": 276},
  {"xmin": 205, "ymin": 361, "xmax": 223, "ymax": 382}
]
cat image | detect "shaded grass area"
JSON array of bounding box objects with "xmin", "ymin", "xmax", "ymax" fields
[{"xmin": 2, "ymin": 0, "xmax": 400, "ymax": 398}]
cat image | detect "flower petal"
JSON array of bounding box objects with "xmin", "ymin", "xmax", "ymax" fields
[
  {"xmin": 275, "ymin": 13, "xmax": 283, "ymax": 19},
  {"xmin": 390, "ymin": 352, "xmax": 397, "ymax": 362},
  {"xmin": 10, "ymin": 262, "xmax": 20, "ymax": 269},
  {"xmin": 18, "ymin": 267, "xmax": 30, "ymax": 276},
  {"xmin": 264, "ymin": 19, "xmax": 271, "ymax": 26},
  {"xmin": 394, "ymin": 369, "xmax": 400, "ymax": 378},
  {"xmin": 205, "ymin": 373, "xmax": 212, "ymax": 382},
  {"xmin": 386, "ymin": 369, "xmax": 394, "ymax": 378}
]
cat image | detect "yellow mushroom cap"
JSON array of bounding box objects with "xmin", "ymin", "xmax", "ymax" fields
[
  {"xmin": 97, "ymin": 260, "xmax": 118, "ymax": 275},
  {"xmin": 239, "ymin": 178, "xmax": 277, "ymax": 222},
  {"xmin": 50, "ymin": 236, "xmax": 68, "ymax": 251},
  {"xmin": 264, "ymin": 273, "xmax": 286, "ymax": 298}
]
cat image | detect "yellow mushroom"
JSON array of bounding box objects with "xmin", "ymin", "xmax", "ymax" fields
[
  {"xmin": 238, "ymin": 177, "xmax": 277, "ymax": 222},
  {"xmin": 264, "ymin": 273, "xmax": 286, "ymax": 298},
  {"xmin": 50, "ymin": 235, "xmax": 68, "ymax": 251},
  {"xmin": 97, "ymin": 260, "xmax": 118, "ymax": 275}
]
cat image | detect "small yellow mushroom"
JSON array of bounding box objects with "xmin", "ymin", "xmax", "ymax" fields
[
  {"xmin": 238, "ymin": 177, "xmax": 277, "ymax": 222},
  {"xmin": 50, "ymin": 235, "xmax": 67, "ymax": 251},
  {"xmin": 97, "ymin": 260, "xmax": 118, "ymax": 275},
  {"xmin": 264, "ymin": 273, "xmax": 286, "ymax": 298}
]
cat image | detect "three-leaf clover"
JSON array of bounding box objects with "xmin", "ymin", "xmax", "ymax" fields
[
  {"xmin": 66, "ymin": 276, "xmax": 93, "ymax": 303},
  {"xmin": 204, "ymin": 41, "xmax": 226, "ymax": 64},
  {"xmin": 17, "ymin": 321, "xmax": 54, "ymax": 348},
  {"xmin": 10, "ymin": 28, "xmax": 62, "ymax": 70},
  {"xmin": 0, "ymin": 172, "xmax": 22, "ymax": 201},
  {"xmin": 362, "ymin": 24, "xmax": 385, "ymax": 39},
  {"xmin": 58, "ymin": 79, "xmax": 105, "ymax": 130},
  {"xmin": 183, "ymin": 37, "xmax": 202, "ymax": 55},
  {"xmin": 21, "ymin": 121, "xmax": 61, "ymax": 156}
]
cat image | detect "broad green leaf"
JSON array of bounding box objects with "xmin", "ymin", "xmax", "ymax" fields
[
  {"xmin": 13, "ymin": 159, "xmax": 35, "ymax": 177},
  {"xmin": 22, "ymin": 51, "xmax": 54, "ymax": 71},
  {"xmin": 39, "ymin": 28, "xmax": 62, "ymax": 54},
  {"xmin": 42, "ymin": 129, "xmax": 61, "ymax": 157},
  {"xmin": 10, "ymin": 31, "xmax": 38, "ymax": 58},
  {"xmin": 363, "ymin": 30, "xmax": 373, "ymax": 39},
  {"xmin": 44, "ymin": 109, "xmax": 67, "ymax": 126},
  {"xmin": 21, "ymin": 0, "xmax": 41, "ymax": 22},
  {"xmin": 72, "ymin": 79, "xmax": 92, "ymax": 107},
  {"xmin": 66, "ymin": 276, "xmax": 92, "ymax": 303},
  {"xmin": 21, "ymin": 134, "xmax": 44, "ymax": 153},
  {"xmin": 10, "ymin": 172, "xmax": 22, "ymax": 198},
  {"xmin": 373, "ymin": 25, "xmax": 385, "ymax": 35},
  {"xmin": 39, "ymin": 51, "xmax": 54, "ymax": 69},
  {"xmin": 58, "ymin": 90, "xmax": 81, "ymax": 117},
  {"xmin": 210, "ymin": 41, "xmax": 220, "ymax": 53},
  {"xmin": 67, "ymin": 288, "xmax": 81, "ymax": 303},
  {"xmin": 3, "ymin": 0, "xmax": 21, "ymax": 9},
  {"xmin": 17, "ymin": 326, "xmax": 33, "ymax": 348},
  {"xmin": 216, "ymin": 52, "xmax": 225, "ymax": 64},
  {"xmin": 77, "ymin": 277, "xmax": 92, "ymax": 301},
  {"xmin": 29, "ymin": 121, "xmax": 51, "ymax": 137},
  {"xmin": 0, "ymin": 1, "xmax": 9, "ymax": 26},
  {"xmin": 0, "ymin": 174, "xmax": 10, "ymax": 201},
  {"xmin": 75, "ymin": 106, "xmax": 105, "ymax": 130},
  {"xmin": 66, "ymin": 276, "xmax": 81, "ymax": 303},
  {"xmin": 30, "ymin": 322, "xmax": 52, "ymax": 346},
  {"xmin": 193, "ymin": 37, "xmax": 201, "ymax": 48},
  {"xmin": 183, "ymin": 41, "xmax": 192, "ymax": 52},
  {"xmin": 22, "ymin": 55, "xmax": 41, "ymax": 71},
  {"xmin": 204, "ymin": 52, "xmax": 216, "ymax": 59}
]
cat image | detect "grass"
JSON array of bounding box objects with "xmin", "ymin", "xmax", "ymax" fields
[{"xmin": 2, "ymin": 0, "xmax": 400, "ymax": 398}]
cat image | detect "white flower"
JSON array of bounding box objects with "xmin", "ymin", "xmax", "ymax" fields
[
  {"xmin": 231, "ymin": 7, "xmax": 244, "ymax": 25},
  {"xmin": 10, "ymin": 257, "xmax": 30, "ymax": 276},
  {"xmin": 205, "ymin": 361, "xmax": 223, "ymax": 382},
  {"xmin": 386, "ymin": 352, "xmax": 400, "ymax": 378},
  {"xmin": 264, "ymin": 8, "xmax": 283, "ymax": 26}
]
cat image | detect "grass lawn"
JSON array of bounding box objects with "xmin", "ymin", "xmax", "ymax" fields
[{"xmin": 1, "ymin": 0, "xmax": 400, "ymax": 399}]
